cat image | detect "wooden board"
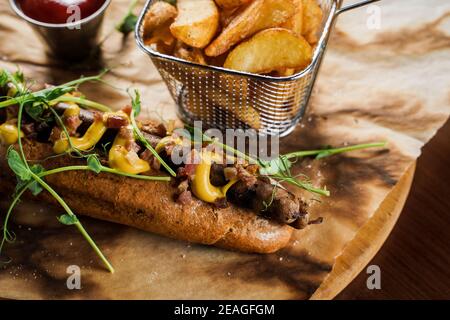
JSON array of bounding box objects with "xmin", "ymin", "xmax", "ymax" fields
[
  {"xmin": 312, "ymin": 163, "xmax": 416, "ymax": 299},
  {"xmin": 0, "ymin": 164, "xmax": 415, "ymax": 300}
]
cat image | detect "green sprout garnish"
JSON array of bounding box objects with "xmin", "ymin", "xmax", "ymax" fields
[
  {"xmin": 129, "ymin": 89, "xmax": 177, "ymax": 177},
  {"xmin": 116, "ymin": 0, "xmax": 140, "ymax": 36},
  {"xmin": 188, "ymin": 129, "xmax": 387, "ymax": 197}
]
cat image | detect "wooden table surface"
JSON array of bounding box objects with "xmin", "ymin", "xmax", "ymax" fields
[{"xmin": 336, "ymin": 118, "xmax": 450, "ymax": 300}]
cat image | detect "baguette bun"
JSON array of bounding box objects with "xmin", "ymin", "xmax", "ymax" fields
[{"xmin": 0, "ymin": 140, "xmax": 293, "ymax": 253}]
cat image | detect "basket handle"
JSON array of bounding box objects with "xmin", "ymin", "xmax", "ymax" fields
[{"xmin": 336, "ymin": 0, "xmax": 382, "ymax": 15}]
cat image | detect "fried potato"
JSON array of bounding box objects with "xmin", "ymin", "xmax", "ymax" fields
[
  {"xmin": 214, "ymin": 0, "xmax": 252, "ymax": 9},
  {"xmin": 184, "ymin": 73, "xmax": 260, "ymax": 129},
  {"xmin": 219, "ymin": 7, "xmax": 239, "ymax": 28},
  {"xmin": 281, "ymin": 0, "xmax": 303, "ymax": 37},
  {"xmin": 276, "ymin": 68, "xmax": 296, "ymax": 77},
  {"xmin": 302, "ymin": 0, "xmax": 323, "ymax": 45},
  {"xmin": 205, "ymin": 0, "xmax": 295, "ymax": 57},
  {"xmin": 228, "ymin": 104, "xmax": 261, "ymax": 130},
  {"xmin": 156, "ymin": 41, "xmax": 176, "ymax": 55},
  {"xmin": 143, "ymin": 1, "xmax": 178, "ymax": 46},
  {"xmin": 187, "ymin": 86, "xmax": 262, "ymax": 130},
  {"xmin": 205, "ymin": 53, "xmax": 228, "ymax": 67},
  {"xmin": 224, "ymin": 28, "xmax": 312, "ymax": 74},
  {"xmin": 147, "ymin": 27, "xmax": 176, "ymax": 47},
  {"xmin": 170, "ymin": 0, "xmax": 220, "ymax": 48},
  {"xmin": 173, "ymin": 41, "xmax": 207, "ymax": 65}
]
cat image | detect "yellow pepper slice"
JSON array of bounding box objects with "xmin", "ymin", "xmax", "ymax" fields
[
  {"xmin": 109, "ymin": 134, "xmax": 150, "ymax": 175},
  {"xmin": 191, "ymin": 152, "xmax": 238, "ymax": 204}
]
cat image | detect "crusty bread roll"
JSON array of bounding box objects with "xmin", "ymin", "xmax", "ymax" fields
[{"xmin": 0, "ymin": 140, "xmax": 293, "ymax": 253}]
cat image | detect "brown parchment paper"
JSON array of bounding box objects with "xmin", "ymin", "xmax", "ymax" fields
[{"xmin": 0, "ymin": 0, "xmax": 449, "ymax": 299}]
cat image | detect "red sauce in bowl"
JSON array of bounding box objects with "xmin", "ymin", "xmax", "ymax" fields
[{"xmin": 17, "ymin": 0, "xmax": 106, "ymax": 24}]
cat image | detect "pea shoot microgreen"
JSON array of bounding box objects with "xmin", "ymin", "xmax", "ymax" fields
[
  {"xmin": 0, "ymin": 70, "xmax": 109, "ymax": 110},
  {"xmin": 257, "ymin": 142, "xmax": 387, "ymax": 196},
  {"xmin": 129, "ymin": 89, "xmax": 177, "ymax": 177},
  {"xmin": 50, "ymin": 95, "xmax": 112, "ymax": 113},
  {"xmin": 188, "ymin": 129, "xmax": 386, "ymax": 197},
  {"xmin": 116, "ymin": 0, "xmax": 140, "ymax": 36},
  {"xmin": 283, "ymin": 142, "xmax": 387, "ymax": 160}
]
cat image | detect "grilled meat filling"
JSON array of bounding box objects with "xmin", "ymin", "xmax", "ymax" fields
[{"xmin": 228, "ymin": 178, "xmax": 310, "ymax": 229}]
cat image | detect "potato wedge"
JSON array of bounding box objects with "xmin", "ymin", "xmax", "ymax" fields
[
  {"xmin": 219, "ymin": 7, "xmax": 239, "ymax": 28},
  {"xmin": 156, "ymin": 41, "xmax": 176, "ymax": 55},
  {"xmin": 187, "ymin": 85, "xmax": 261, "ymax": 130},
  {"xmin": 224, "ymin": 28, "xmax": 312, "ymax": 74},
  {"xmin": 205, "ymin": 53, "xmax": 228, "ymax": 67},
  {"xmin": 281, "ymin": 0, "xmax": 303, "ymax": 37},
  {"xmin": 173, "ymin": 41, "xmax": 207, "ymax": 65},
  {"xmin": 227, "ymin": 104, "xmax": 261, "ymax": 130},
  {"xmin": 146, "ymin": 27, "xmax": 176, "ymax": 47},
  {"xmin": 214, "ymin": 0, "xmax": 252, "ymax": 9},
  {"xmin": 302, "ymin": 0, "xmax": 323, "ymax": 45},
  {"xmin": 143, "ymin": 1, "xmax": 178, "ymax": 46},
  {"xmin": 205, "ymin": 0, "xmax": 295, "ymax": 57},
  {"xmin": 170, "ymin": 0, "xmax": 220, "ymax": 48},
  {"xmin": 276, "ymin": 68, "xmax": 296, "ymax": 77}
]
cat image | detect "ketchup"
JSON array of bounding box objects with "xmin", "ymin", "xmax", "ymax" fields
[{"xmin": 17, "ymin": 0, "xmax": 106, "ymax": 24}]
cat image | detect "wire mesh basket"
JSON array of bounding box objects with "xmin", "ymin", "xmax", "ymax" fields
[{"xmin": 135, "ymin": 0, "xmax": 380, "ymax": 137}]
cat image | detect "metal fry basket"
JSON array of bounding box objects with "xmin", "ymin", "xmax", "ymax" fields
[{"xmin": 135, "ymin": 0, "xmax": 380, "ymax": 137}]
